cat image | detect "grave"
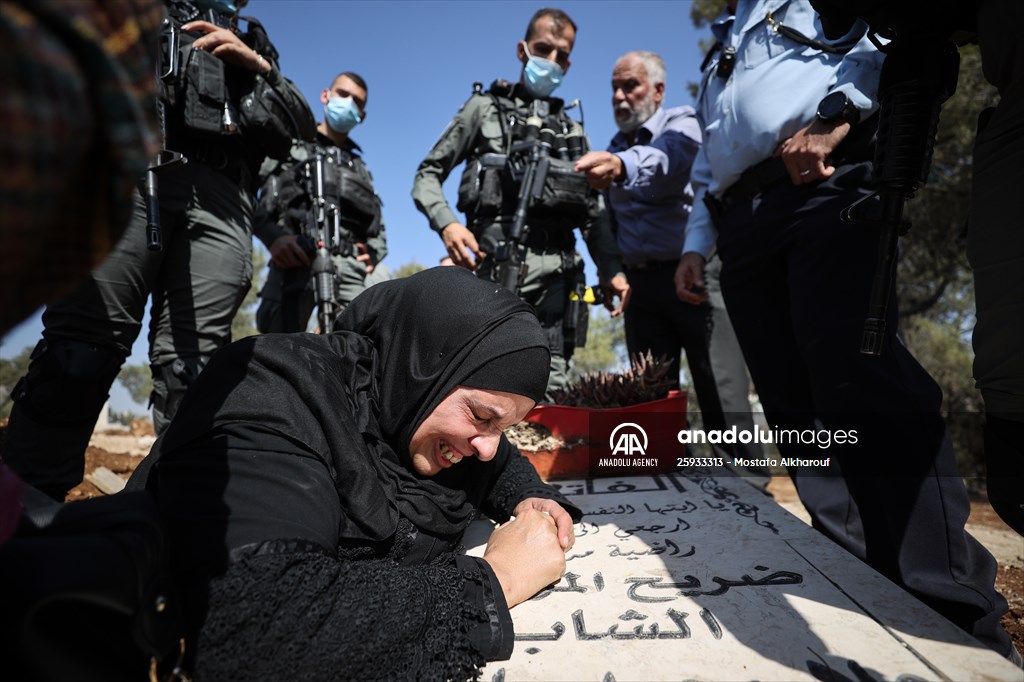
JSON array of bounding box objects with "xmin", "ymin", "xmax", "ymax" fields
[{"xmin": 464, "ymin": 471, "xmax": 1022, "ymax": 682}]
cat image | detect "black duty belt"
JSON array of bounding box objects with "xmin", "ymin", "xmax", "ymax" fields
[
  {"xmin": 174, "ymin": 141, "xmax": 251, "ymax": 187},
  {"xmin": 523, "ymin": 224, "xmax": 576, "ymax": 251},
  {"xmin": 720, "ymin": 114, "xmax": 878, "ymax": 211},
  {"xmin": 722, "ymin": 156, "xmax": 790, "ymax": 206},
  {"xmin": 623, "ymin": 258, "xmax": 680, "ymax": 272}
]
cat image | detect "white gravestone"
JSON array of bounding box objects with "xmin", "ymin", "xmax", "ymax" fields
[{"xmin": 465, "ymin": 471, "xmax": 1021, "ymax": 682}]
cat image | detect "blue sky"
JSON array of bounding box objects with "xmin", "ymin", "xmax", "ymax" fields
[{"xmin": 0, "ymin": 1, "xmax": 708, "ymax": 411}]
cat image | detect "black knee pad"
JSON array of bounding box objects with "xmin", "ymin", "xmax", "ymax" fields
[
  {"xmin": 151, "ymin": 356, "xmax": 210, "ymax": 434},
  {"xmin": 11, "ymin": 339, "xmax": 125, "ymax": 427}
]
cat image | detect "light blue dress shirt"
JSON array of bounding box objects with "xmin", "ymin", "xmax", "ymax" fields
[
  {"xmin": 607, "ymin": 105, "xmax": 702, "ymax": 263},
  {"xmin": 683, "ymin": 0, "xmax": 884, "ymax": 258}
]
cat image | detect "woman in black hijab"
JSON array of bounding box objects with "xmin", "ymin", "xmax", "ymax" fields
[{"xmin": 132, "ymin": 267, "xmax": 580, "ymax": 681}]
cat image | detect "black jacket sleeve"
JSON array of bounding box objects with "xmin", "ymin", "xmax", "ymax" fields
[
  {"xmin": 192, "ymin": 541, "xmax": 511, "ymax": 681},
  {"xmin": 480, "ymin": 438, "xmax": 583, "ymax": 524}
]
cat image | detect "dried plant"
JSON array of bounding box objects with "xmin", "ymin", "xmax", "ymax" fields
[{"xmin": 548, "ymin": 351, "xmax": 676, "ymax": 408}]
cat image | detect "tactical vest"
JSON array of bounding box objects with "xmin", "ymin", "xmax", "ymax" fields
[
  {"xmin": 456, "ymin": 81, "xmax": 591, "ymax": 230},
  {"xmin": 158, "ymin": 2, "xmax": 315, "ymax": 161},
  {"xmin": 264, "ymin": 141, "xmax": 381, "ymax": 248}
]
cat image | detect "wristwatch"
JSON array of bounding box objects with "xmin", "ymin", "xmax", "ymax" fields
[{"xmin": 816, "ymin": 91, "xmax": 861, "ymax": 125}]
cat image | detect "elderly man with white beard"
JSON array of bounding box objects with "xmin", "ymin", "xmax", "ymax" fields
[{"xmin": 575, "ymin": 51, "xmax": 768, "ymax": 485}]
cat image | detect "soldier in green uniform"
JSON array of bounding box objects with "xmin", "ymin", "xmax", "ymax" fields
[
  {"xmin": 3, "ymin": 0, "xmax": 316, "ymax": 501},
  {"xmin": 412, "ymin": 7, "xmax": 628, "ymax": 399},
  {"xmin": 255, "ymin": 71, "xmax": 386, "ymax": 333}
]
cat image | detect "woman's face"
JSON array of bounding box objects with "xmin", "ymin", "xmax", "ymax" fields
[{"xmin": 408, "ymin": 387, "xmax": 536, "ymax": 476}]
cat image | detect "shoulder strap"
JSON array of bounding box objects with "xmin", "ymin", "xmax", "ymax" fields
[
  {"xmin": 486, "ymin": 79, "xmax": 520, "ymax": 154},
  {"xmin": 238, "ymin": 15, "xmax": 281, "ymax": 63},
  {"xmin": 766, "ymin": 10, "xmax": 842, "ymax": 54}
]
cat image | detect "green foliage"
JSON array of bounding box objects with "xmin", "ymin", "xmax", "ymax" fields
[
  {"xmin": 570, "ymin": 308, "xmax": 626, "ymax": 379},
  {"xmin": 109, "ymin": 409, "xmax": 144, "ymax": 426},
  {"xmin": 393, "ymin": 261, "xmax": 428, "ymax": 279},
  {"xmin": 901, "ymin": 315, "xmax": 984, "ymax": 477},
  {"xmin": 687, "ymin": 37, "xmax": 721, "ymax": 99},
  {"xmin": 686, "ymin": 2, "xmax": 727, "ymax": 100},
  {"xmin": 231, "ymin": 247, "xmax": 268, "ymax": 340},
  {"xmin": 117, "ymin": 363, "xmax": 154, "ymax": 407},
  {"xmin": 690, "ymin": 0, "xmax": 727, "ymax": 28},
  {"xmin": 0, "ymin": 345, "xmax": 33, "ymax": 419},
  {"xmin": 898, "ymin": 47, "xmax": 997, "ymax": 322},
  {"xmin": 895, "ymin": 46, "xmax": 996, "ymax": 476}
]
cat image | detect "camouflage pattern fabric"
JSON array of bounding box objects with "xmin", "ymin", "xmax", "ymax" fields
[{"xmin": 0, "ymin": 0, "xmax": 162, "ymax": 335}]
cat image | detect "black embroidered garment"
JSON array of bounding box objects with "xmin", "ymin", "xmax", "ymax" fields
[{"xmin": 131, "ymin": 268, "xmax": 580, "ymax": 681}]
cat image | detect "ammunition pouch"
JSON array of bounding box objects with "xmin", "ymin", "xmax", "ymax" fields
[
  {"xmin": 159, "ymin": 8, "xmax": 313, "ymax": 160},
  {"xmin": 335, "ymin": 162, "xmax": 380, "ymax": 236},
  {"xmin": 524, "ymin": 156, "xmax": 589, "ymax": 225},
  {"xmin": 457, "ymin": 153, "xmax": 510, "ymax": 223},
  {"xmin": 458, "ymin": 153, "xmax": 589, "ymax": 227},
  {"xmin": 182, "ymin": 47, "xmax": 228, "ymax": 134}
]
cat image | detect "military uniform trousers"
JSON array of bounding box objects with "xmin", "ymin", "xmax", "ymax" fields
[
  {"xmin": 4, "ymin": 161, "xmax": 253, "ymax": 500},
  {"xmin": 478, "ymin": 246, "xmax": 580, "ymax": 400},
  {"xmin": 713, "ymin": 159, "xmax": 1011, "ymax": 656},
  {"xmin": 256, "ymin": 252, "xmax": 371, "ymax": 333}
]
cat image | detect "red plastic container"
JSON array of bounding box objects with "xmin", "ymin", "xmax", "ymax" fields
[{"xmin": 520, "ymin": 390, "xmax": 687, "ymax": 480}]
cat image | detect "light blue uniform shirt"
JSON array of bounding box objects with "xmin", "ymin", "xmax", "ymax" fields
[
  {"xmin": 683, "ymin": 0, "xmax": 884, "ymax": 258},
  {"xmin": 607, "ymin": 105, "xmax": 702, "ymax": 263}
]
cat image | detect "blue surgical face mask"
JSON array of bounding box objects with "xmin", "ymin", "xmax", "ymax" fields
[
  {"xmin": 324, "ymin": 96, "xmax": 362, "ymax": 133},
  {"xmin": 521, "ymin": 42, "xmax": 564, "ymax": 98}
]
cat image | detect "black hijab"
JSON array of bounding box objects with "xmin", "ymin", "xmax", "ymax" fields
[
  {"xmin": 336, "ymin": 267, "xmax": 550, "ymax": 449},
  {"xmin": 155, "ymin": 267, "xmax": 550, "ymax": 545}
]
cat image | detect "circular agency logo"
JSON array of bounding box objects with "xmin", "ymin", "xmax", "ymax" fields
[{"xmin": 609, "ymin": 422, "xmax": 649, "ymax": 457}]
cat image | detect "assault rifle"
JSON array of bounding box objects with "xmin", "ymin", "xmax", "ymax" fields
[
  {"xmin": 301, "ymin": 148, "xmax": 344, "ymax": 333},
  {"xmin": 809, "ymin": 1, "xmax": 963, "ymax": 354},
  {"xmin": 841, "ymin": 36, "xmax": 959, "ymax": 354},
  {"xmin": 495, "ymin": 99, "xmax": 552, "ymax": 293},
  {"xmin": 145, "ymin": 15, "xmax": 188, "ymax": 251}
]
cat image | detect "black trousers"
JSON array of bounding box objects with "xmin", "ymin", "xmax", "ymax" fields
[
  {"xmin": 624, "ymin": 258, "xmax": 766, "ymax": 472},
  {"xmin": 715, "ymin": 161, "xmax": 1010, "ymax": 655}
]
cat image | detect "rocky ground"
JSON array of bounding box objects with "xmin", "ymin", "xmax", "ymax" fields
[{"xmin": 64, "ymin": 420, "xmax": 155, "ymax": 501}]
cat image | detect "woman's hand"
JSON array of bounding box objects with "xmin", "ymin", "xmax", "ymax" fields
[
  {"xmin": 512, "ymin": 497, "xmax": 575, "ymax": 550},
  {"xmin": 482, "ymin": 509, "xmax": 566, "ymax": 608}
]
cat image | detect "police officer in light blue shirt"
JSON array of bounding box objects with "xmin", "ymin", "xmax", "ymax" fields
[
  {"xmin": 680, "ymin": 0, "xmax": 880, "ymax": 260},
  {"xmin": 673, "ymin": 0, "xmax": 1013, "ymax": 658}
]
